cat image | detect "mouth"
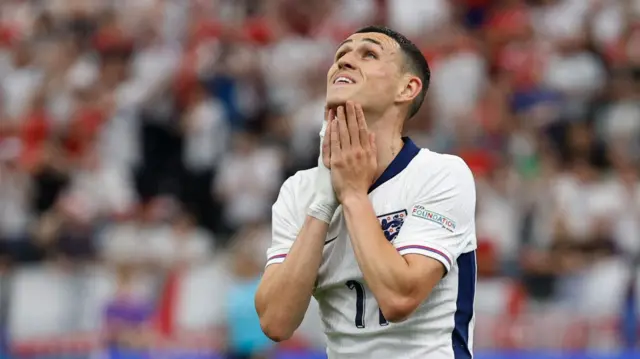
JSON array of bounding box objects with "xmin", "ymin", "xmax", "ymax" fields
[{"xmin": 332, "ymin": 75, "xmax": 356, "ymax": 85}]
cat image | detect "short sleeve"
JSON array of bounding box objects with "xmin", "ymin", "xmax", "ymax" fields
[
  {"xmin": 266, "ymin": 176, "xmax": 300, "ymax": 267},
  {"xmin": 393, "ymin": 156, "xmax": 476, "ymax": 274}
]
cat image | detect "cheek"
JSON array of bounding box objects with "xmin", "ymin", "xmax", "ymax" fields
[
  {"xmin": 368, "ymin": 70, "xmax": 396, "ymax": 93},
  {"xmin": 327, "ymin": 65, "xmax": 338, "ymax": 83}
]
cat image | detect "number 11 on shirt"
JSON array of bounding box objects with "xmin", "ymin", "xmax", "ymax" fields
[{"xmin": 345, "ymin": 280, "xmax": 389, "ymax": 328}]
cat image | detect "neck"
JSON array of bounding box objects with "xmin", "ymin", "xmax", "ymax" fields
[{"xmin": 366, "ymin": 111, "xmax": 405, "ymax": 180}]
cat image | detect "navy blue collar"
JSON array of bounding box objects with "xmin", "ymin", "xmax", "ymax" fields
[{"xmin": 368, "ymin": 137, "xmax": 420, "ymax": 194}]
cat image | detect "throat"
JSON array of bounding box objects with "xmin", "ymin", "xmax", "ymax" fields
[
  {"xmin": 375, "ymin": 137, "xmax": 405, "ymax": 180},
  {"xmin": 368, "ymin": 136, "xmax": 420, "ymax": 194}
]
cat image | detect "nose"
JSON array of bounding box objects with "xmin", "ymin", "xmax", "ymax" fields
[{"xmin": 337, "ymin": 54, "xmax": 356, "ymax": 71}]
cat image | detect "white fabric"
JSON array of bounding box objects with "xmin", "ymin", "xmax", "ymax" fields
[
  {"xmin": 215, "ymin": 146, "xmax": 283, "ymax": 227},
  {"xmin": 65, "ymin": 164, "xmax": 137, "ymax": 221},
  {"xmin": 1, "ymin": 67, "xmax": 43, "ymax": 120},
  {"xmin": 307, "ymin": 119, "xmax": 339, "ymax": 223},
  {"xmin": 430, "ymin": 51, "xmax": 486, "ymax": 130},
  {"xmin": 387, "ymin": 0, "xmax": 451, "ymax": 36},
  {"xmin": 182, "ymin": 99, "xmax": 228, "ymax": 171},
  {"xmin": 267, "ymin": 148, "xmax": 477, "ymax": 359}
]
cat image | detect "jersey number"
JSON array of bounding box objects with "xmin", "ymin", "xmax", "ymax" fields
[{"xmin": 345, "ymin": 280, "xmax": 389, "ymax": 328}]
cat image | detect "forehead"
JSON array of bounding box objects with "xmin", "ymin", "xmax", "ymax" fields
[{"xmin": 339, "ymin": 32, "xmax": 400, "ymax": 54}]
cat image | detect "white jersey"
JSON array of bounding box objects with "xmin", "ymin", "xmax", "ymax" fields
[{"xmin": 266, "ymin": 138, "xmax": 477, "ymax": 359}]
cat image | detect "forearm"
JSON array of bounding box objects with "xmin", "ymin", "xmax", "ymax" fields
[
  {"xmin": 255, "ymin": 216, "xmax": 327, "ymax": 341},
  {"xmin": 341, "ymin": 194, "xmax": 416, "ymax": 312}
]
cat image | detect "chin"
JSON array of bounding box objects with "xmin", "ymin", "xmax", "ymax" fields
[
  {"xmin": 325, "ymin": 94, "xmax": 347, "ymax": 109},
  {"xmin": 326, "ymin": 89, "xmax": 360, "ymax": 109}
]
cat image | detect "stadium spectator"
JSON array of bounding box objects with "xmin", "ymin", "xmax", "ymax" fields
[{"xmin": 0, "ymin": 0, "xmax": 637, "ymax": 356}]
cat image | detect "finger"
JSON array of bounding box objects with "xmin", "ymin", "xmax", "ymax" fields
[
  {"xmin": 330, "ymin": 116, "xmax": 341, "ymax": 157},
  {"xmin": 355, "ymin": 104, "xmax": 368, "ymax": 129},
  {"xmin": 325, "ymin": 107, "xmax": 334, "ymax": 124},
  {"xmin": 356, "ymin": 104, "xmax": 369, "ymax": 151},
  {"xmin": 337, "ymin": 106, "xmax": 351, "ymax": 150},
  {"xmin": 369, "ymin": 132, "xmax": 376, "ymax": 154},
  {"xmin": 322, "ymin": 119, "xmax": 331, "ymax": 167},
  {"xmin": 321, "ymin": 108, "xmax": 333, "ymax": 138},
  {"xmin": 346, "ymin": 102, "xmax": 360, "ymax": 147}
]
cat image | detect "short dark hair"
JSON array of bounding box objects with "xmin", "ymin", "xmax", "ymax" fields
[{"xmin": 354, "ymin": 25, "xmax": 430, "ymax": 120}]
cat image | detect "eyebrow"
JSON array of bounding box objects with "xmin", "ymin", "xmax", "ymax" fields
[{"xmin": 337, "ymin": 37, "xmax": 384, "ymax": 51}]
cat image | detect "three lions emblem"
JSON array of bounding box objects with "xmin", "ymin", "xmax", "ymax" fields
[{"xmin": 377, "ymin": 210, "xmax": 407, "ymax": 242}]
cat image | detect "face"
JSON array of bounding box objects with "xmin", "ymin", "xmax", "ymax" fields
[{"xmin": 326, "ymin": 32, "xmax": 405, "ymax": 114}]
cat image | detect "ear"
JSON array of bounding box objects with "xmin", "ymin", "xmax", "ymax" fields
[{"xmin": 395, "ymin": 75, "xmax": 422, "ymax": 105}]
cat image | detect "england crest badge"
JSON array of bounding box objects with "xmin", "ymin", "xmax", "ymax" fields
[{"xmin": 377, "ymin": 210, "xmax": 407, "ymax": 242}]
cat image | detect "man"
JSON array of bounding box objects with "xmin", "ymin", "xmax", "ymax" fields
[{"xmin": 255, "ymin": 25, "xmax": 477, "ymax": 359}]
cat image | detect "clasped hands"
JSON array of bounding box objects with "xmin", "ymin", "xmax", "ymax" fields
[{"xmin": 308, "ymin": 101, "xmax": 377, "ymax": 223}]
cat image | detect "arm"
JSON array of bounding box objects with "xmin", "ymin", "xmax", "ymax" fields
[
  {"xmin": 341, "ymin": 194, "xmax": 444, "ymax": 322},
  {"xmin": 255, "ymin": 215, "xmax": 328, "ymax": 342},
  {"xmin": 257, "ymin": 109, "xmax": 339, "ymax": 340},
  {"xmin": 341, "ymin": 157, "xmax": 476, "ymax": 323}
]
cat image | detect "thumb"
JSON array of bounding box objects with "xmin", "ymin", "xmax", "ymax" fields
[
  {"xmin": 321, "ymin": 108, "xmax": 334, "ymax": 137},
  {"xmin": 369, "ymin": 133, "xmax": 376, "ymax": 153}
]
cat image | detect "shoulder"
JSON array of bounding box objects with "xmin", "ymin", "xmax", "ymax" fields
[
  {"xmin": 403, "ymin": 150, "xmax": 477, "ymax": 221},
  {"xmin": 408, "ymin": 149, "xmax": 475, "ymax": 189},
  {"xmin": 272, "ymin": 168, "xmax": 317, "ymax": 224},
  {"xmin": 275, "ymin": 167, "xmax": 317, "ymax": 204},
  {"xmin": 280, "ymin": 167, "xmax": 317, "ymax": 193}
]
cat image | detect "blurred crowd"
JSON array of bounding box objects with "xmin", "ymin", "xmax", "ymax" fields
[{"xmin": 0, "ymin": 0, "xmax": 639, "ymax": 353}]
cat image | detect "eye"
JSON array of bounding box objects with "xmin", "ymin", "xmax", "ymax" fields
[
  {"xmin": 335, "ymin": 51, "xmax": 347, "ymax": 61},
  {"xmin": 364, "ymin": 51, "xmax": 377, "ymax": 59}
]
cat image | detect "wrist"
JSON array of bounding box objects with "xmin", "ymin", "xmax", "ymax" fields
[
  {"xmin": 339, "ymin": 191, "xmax": 369, "ymax": 208},
  {"xmin": 307, "ymin": 200, "xmax": 337, "ymax": 224},
  {"xmin": 304, "ymin": 214, "xmax": 332, "ymax": 232},
  {"xmin": 311, "ymin": 192, "xmax": 339, "ymax": 211}
]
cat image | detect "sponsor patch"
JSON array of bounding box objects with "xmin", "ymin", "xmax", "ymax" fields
[
  {"xmin": 376, "ymin": 210, "xmax": 407, "ymax": 242},
  {"xmin": 411, "ymin": 205, "xmax": 456, "ymax": 232}
]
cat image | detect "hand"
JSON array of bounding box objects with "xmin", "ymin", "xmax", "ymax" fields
[
  {"xmin": 320, "ymin": 108, "xmax": 333, "ymax": 168},
  {"xmin": 330, "ymin": 102, "xmax": 377, "ymax": 202},
  {"xmin": 307, "ymin": 108, "xmax": 340, "ymax": 223}
]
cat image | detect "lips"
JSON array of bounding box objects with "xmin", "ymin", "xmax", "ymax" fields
[{"xmin": 333, "ymin": 74, "xmax": 356, "ymax": 84}]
